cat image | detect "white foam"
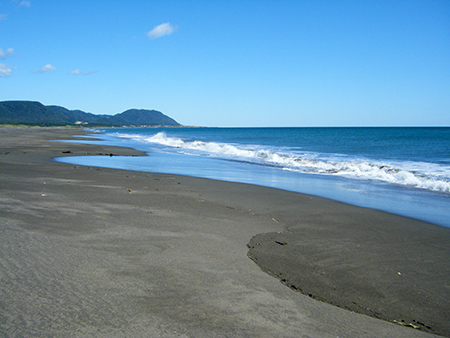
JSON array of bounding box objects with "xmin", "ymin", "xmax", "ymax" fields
[{"xmin": 113, "ymin": 131, "xmax": 450, "ymax": 193}]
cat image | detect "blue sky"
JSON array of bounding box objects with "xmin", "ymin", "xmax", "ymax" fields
[{"xmin": 1, "ymin": 0, "xmax": 449, "ymax": 127}]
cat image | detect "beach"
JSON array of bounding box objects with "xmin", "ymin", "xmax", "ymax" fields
[{"xmin": 1, "ymin": 127, "xmax": 449, "ymax": 337}]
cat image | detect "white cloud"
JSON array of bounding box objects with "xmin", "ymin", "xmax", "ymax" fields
[
  {"xmin": 0, "ymin": 63, "xmax": 16, "ymax": 77},
  {"xmin": 147, "ymin": 22, "xmax": 176, "ymax": 39},
  {"xmin": 71, "ymin": 69, "xmax": 96, "ymax": 75},
  {"xmin": 14, "ymin": 0, "xmax": 31, "ymax": 7},
  {"xmin": 34, "ymin": 64, "xmax": 56, "ymax": 73},
  {"xmin": 12, "ymin": 0, "xmax": 31, "ymax": 7},
  {"xmin": 0, "ymin": 48, "xmax": 14, "ymax": 59}
]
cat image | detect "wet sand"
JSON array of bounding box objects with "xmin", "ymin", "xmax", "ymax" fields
[{"xmin": 1, "ymin": 127, "xmax": 449, "ymax": 337}]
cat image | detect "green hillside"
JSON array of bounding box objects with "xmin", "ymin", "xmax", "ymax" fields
[{"xmin": 0, "ymin": 101, "xmax": 181, "ymax": 127}]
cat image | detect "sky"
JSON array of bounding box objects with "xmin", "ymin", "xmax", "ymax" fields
[{"xmin": 1, "ymin": 0, "xmax": 449, "ymax": 127}]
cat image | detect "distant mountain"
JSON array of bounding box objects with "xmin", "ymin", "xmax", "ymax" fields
[
  {"xmin": 94, "ymin": 109, "xmax": 180, "ymax": 126},
  {"xmin": 46, "ymin": 105, "xmax": 104, "ymax": 123},
  {"xmin": 0, "ymin": 101, "xmax": 181, "ymax": 127},
  {"xmin": 0, "ymin": 101, "xmax": 73, "ymax": 125}
]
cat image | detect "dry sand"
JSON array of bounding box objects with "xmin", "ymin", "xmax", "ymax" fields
[{"xmin": 0, "ymin": 127, "xmax": 449, "ymax": 337}]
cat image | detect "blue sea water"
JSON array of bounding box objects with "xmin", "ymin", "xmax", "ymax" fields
[{"xmin": 56, "ymin": 127, "xmax": 450, "ymax": 228}]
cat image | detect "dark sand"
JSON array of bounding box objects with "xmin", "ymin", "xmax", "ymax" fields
[{"xmin": 1, "ymin": 127, "xmax": 449, "ymax": 337}]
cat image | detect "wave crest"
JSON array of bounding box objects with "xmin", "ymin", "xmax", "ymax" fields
[{"xmin": 116, "ymin": 132, "xmax": 450, "ymax": 193}]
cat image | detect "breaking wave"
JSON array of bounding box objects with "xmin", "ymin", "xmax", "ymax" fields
[{"xmin": 114, "ymin": 132, "xmax": 450, "ymax": 193}]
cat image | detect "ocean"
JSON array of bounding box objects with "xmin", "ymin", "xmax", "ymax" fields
[{"xmin": 56, "ymin": 127, "xmax": 450, "ymax": 228}]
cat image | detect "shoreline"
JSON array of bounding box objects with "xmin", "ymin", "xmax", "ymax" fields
[
  {"xmin": 58, "ymin": 127, "xmax": 450, "ymax": 228},
  {"xmin": 1, "ymin": 127, "xmax": 449, "ymax": 337}
]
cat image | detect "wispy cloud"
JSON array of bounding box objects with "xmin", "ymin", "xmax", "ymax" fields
[
  {"xmin": 13, "ymin": 0, "xmax": 31, "ymax": 7},
  {"xmin": 0, "ymin": 14, "xmax": 7, "ymax": 21},
  {"xmin": 0, "ymin": 48, "xmax": 14, "ymax": 59},
  {"xmin": 71, "ymin": 69, "xmax": 97, "ymax": 76},
  {"xmin": 34, "ymin": 64, "xmax": 56, "ymax": 73},
  {"xmin": 147, "ymin": 22, "xmax": 176, "ymax": 39},
  {"xmin": 0, "ymin": 63, "xmax": 16, "ymax": 77}
]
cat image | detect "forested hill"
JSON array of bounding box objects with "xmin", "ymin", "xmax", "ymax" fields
[{"xmin": 0, "ymin": 101, "xmax": 181, "ymax": 127}]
